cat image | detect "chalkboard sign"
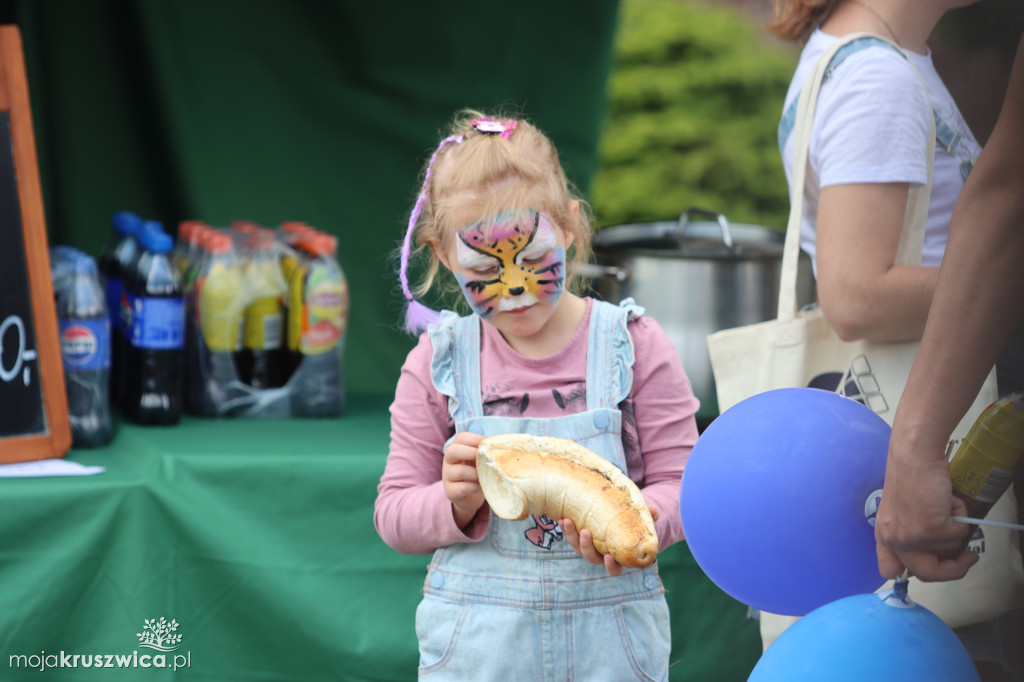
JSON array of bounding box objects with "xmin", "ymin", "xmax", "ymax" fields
[{"xmin": 0, "ymin": 25, "xmax": 70, "ymax": 463}]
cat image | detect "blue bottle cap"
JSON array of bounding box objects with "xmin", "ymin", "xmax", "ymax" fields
[
  {"xmin": 139, "ymin": 221, "xmax": 173, "ymax": 254},
  {"xmin": 73, "ymin": 254, "xmax": 98, "ymax": 274},
  {"xmin": 112, "ymin": 211, "xmax": 143, "ymax": 236},
  {"xmin": 51, "ymin": 245, "xmax": 86, "ymax": 262}
]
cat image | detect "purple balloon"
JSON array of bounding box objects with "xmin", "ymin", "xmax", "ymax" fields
[{"xmin": 680, "ymin": 388, "xmax": 889, "ymax": 616}]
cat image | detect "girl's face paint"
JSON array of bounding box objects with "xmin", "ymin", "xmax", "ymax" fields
[{"xmin": 452, "ymin": 210, "xmax": 565, "ymax": 320}]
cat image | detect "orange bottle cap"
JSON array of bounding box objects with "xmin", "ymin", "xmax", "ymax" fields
[
  {"xmin": 206, "ymin": 232, "xmax": 233, "ymax": 254},
  {"xmin": 178, "ymin": 220, "xmax": 205, "ymax": 241}
]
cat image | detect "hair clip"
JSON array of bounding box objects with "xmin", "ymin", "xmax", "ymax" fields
[{"xmin": 472, "ymin": 118, "xmax": 518, "ymax": 139}]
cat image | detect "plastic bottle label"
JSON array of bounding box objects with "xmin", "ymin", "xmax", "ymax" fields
[
  {"xmin": 199, "ymin": 264, "xmax": 244, "ymax": 352},
  {"xmin": 129, "ymin": 296, "xmax": 185, "ymax": 350},
  {"xmin": 243, "ymin": 296, "xmax": 284, "ymax": 350},
  {"xmin": 950, "ymin": 394, "xmax": 1024, "ymax": 512},
  {"xmin": 59, "ymin": 318, "xmax": 111, "ymax": 370},
  {"xmin": 299, "ymin": 267, "xmax": 347, "ymax": 355}
]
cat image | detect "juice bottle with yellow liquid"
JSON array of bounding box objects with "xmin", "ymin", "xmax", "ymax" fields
[
  {"xmin": 287, "ymin": 231, "xmax": 348, "ymax": 417},
  {"xmin": 276, "ymin": 221, "xmax": 313, "ymax": 379},
  {"xmin": 238, "ymin": 232, "xmax": 287, "ymax": 388},
  {"xmin": 193, "ymin": 231, "xmax": 245, "ymax": 416}
]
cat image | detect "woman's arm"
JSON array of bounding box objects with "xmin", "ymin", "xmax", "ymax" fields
[{"xmin": 816, "ymin": 182, "xmax": 939, "ymax": 342}]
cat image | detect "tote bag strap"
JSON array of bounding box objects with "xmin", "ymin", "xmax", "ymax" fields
[{"xmin": 778, "ymin": 32, "xmax": 936, "ymax": 319}]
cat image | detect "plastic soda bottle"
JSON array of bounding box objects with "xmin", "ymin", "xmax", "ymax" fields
[
  {"xmin": 50, "ymin": 245, "xmax": 80, "ymax": 298},
  {"xmin": 238, "ymin": 232, "xmax": 287, "ymax": 388},
  {"xmin": 949, "ymin": 392, "xmax": 1024, "ymax": 551},
  {"xmin": 183, "ymin": 225, "xmax": 216, "ymax": 414},
  {"xmin": 121, "ymin": 221, "xmax": 185, "ymax": 425},
  {"xmin": 98, "ymin": 210, "xmax": 142, "ymax": 403},
  {"xmin": 194, "ymin": 231, "xmax": 245, "ymax": 416},
  {"xmin": 57, "ymin": 252, "xmax": 114, "ymax": 447},
  {"xmin": 173, "ymin": 220, "xmax": 206, "ymax": 277},
  {"xmin": 287, "ymin": 232, "xmax": 348, "ymax": 417}
]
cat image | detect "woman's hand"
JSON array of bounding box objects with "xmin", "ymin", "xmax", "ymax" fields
[
  {"xmin": 561, "ymin": 505, "xmax": 660, "ymax": 577},
  {"xmin": 442, "ymin": 432, "xmax": 486, "ymax": 529}
]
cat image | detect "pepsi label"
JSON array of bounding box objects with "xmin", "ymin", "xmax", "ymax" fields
[{"xmin": 59, "ymin": 318, "xmax": 111, "ymax": 371}]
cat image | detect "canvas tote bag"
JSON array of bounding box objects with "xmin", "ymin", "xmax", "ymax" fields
[{"xmin": 705, "ymin": 33, "xmax": 1023, "ymax": 648}]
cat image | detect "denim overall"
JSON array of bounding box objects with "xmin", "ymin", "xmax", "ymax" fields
[{"xmin": 416, "ymin": 299, "xmax": 671, "ymax": 681}]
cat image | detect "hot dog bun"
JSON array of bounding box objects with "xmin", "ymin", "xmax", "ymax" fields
[{"xmin": 476, "ymin": 433, "xmax": 658, "ymax": 568}]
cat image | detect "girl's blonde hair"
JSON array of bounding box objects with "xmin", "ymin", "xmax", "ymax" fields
[
  {"xmin": 766, "ymin": 0, "xmax": 841, "ymax": 42},
  {"xmin": 397, "ymin": 109, "xmax": 592, "ymax": 332}
]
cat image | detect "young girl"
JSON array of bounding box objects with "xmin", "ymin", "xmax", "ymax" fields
[{"xmin": 374, "ymin": 110, "xmax": 699, "ymax": 680}]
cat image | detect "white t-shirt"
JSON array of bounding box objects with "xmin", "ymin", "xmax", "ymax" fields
[{"xmin": 780, "ymin": 29, "xmax": 981, "ymax": 274}]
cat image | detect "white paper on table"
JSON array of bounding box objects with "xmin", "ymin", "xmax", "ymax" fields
[{"xmin": 0, "ymin": 459, "xmax": 106, "ymax": 478}]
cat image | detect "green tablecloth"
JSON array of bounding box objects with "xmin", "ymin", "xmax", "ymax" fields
[{"xmin": 0, "ymin": 395, "xmax": 759, "ymax": 681}]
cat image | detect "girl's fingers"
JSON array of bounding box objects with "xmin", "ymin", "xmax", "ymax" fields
[{"xmin": 443, "ymin": 462, "xmax": 479, "ymax": 484}]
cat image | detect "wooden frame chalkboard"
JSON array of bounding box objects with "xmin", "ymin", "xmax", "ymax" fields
[{"xmin": 0, "ymin": 25, "xmax": 70, "ymax": 463}]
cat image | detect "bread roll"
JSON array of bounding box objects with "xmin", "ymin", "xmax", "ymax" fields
[{"xmin": 476, "ymin": 433, "xmax": 658, "ymax": 568}]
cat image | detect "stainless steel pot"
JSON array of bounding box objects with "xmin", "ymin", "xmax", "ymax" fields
[{"xmin": 582, "ymin": 208, "xmax": 814, "ymax": 423}]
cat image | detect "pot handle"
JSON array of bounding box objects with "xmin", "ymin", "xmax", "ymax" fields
[
  {"xmin": 677, "ymin": 208, "xmax": 736, "ymax": 251},
  {"xmin": 576, "ymin": 263, "xmax": 630, "ymax": 283}
]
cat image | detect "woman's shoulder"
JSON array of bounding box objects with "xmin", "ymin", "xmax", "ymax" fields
[{"xmin": 814, "ymin": 30, "xmax": 922, "ymax": 91}]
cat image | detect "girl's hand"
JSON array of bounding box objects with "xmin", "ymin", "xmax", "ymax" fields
[
  {"xmin": 442, "ymin": 432, "xmax": 487, "ymax": 529},
  {"xmin": 561, "ymin": 505, "xmax": 660, "ymax": 577}
]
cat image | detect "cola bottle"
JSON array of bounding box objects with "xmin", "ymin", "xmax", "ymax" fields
[
  {"xmin": 121, "ymin": 221, "xmax": 185, "ymax": 425},
  {"xmin": 56, "ymin": 251, "xmax": 114, "ymax": 447},
  {"xmin": 97, "ymin": 210, "xmax": 142, "ymax": 404}
]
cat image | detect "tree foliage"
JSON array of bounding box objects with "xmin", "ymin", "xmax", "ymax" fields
[{"xmin": 591, "ymin": 0, "xmax": 799, "ymax": 231}]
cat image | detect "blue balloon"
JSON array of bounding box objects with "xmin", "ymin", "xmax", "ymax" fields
[
  {"xmin": 748, "ymin": 591, "xmax": 980, "ymax": 681},
  {"xmin": 680, "ymin": 388, "xmax": 889, "ymax": 616}
]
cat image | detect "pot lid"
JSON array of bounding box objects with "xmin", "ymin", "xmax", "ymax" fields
[{"xmin": 594, "ymin": 208, "xmax": 784, "ymax": 259}]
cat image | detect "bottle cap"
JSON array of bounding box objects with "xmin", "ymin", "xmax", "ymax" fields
[
  {"xmin": 139, "ymin": 221, "xmax": 173, "ymax": 253},
  {"xmin": 230, "ymin": 220, "xmax": 260, "ymax": 235},
  {"xmin": 112, "ymin": 211, "xmax": 142, "ymax": 236},
  {"xmin": 178, "ymin": 220, "xmax": 205, "ymax": 242},
  {"xmin": 305, "ymin": 233, "xmax": 337, "ymax": 257},
  {"xmin": 189, "ymin": 223, "xmax": 210, "ymax": 247},
  {"xmin": 206, "ymin": 232, "xmax": 234, "ymax": 255},
  {"xmin": 280, "ymin": 221, "xmax": 313, "ymax": 244},
  {"xmin": 247, "ymin": 232, "xmax": 275, "ymax": 252},
  {"xmin": 73, "ymin": 254, "xmax": 98, "ymax": 274}
]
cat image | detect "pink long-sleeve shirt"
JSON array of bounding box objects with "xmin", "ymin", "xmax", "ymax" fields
[{"xmin": 375, "ymin": 298, "xmax": 699, "ymax": 556}]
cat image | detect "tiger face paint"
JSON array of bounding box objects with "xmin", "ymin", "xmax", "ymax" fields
[{"xmin": 453, "ymin": 210, "xmax": 566, "ymax": 320}]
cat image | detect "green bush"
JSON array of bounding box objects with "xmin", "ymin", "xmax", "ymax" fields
[{"xmin": 592, "ymin": 0, "xmax": 799, "ymax": 231}]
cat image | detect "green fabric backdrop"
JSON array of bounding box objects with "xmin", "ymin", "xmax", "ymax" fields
[{"xmin": 6, "ymin": 0, "xmax": 619, "ymax": 395}]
